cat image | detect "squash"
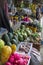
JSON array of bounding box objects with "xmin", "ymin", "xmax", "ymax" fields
[{"xmin": 1, "ymin": 46, "xmax": 12, "ymax": 64}]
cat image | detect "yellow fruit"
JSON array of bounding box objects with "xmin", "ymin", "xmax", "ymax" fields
[
  {"xmin": 21, "ymin": 16, "xmax": 24, "ymax": 19},
  {"xmin": 15, "ymin": 16, "xmax": 18, "ymax": 19},
  {"xmin": 11, "ymin": 44, "xmax": 16, "ymax": 53},
  {"xmin": 1, "ymin": 56, "xmax": 9, "ymax": 64},
  {"xmin": 1, "ymin": 46, "xmax": 12, "ymax": 64},
  {"xmin": 2, "ymin": 46, "xmax": 12, "ymax": 55}
]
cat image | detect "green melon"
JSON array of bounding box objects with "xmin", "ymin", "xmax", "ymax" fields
[
  {"xmin": 23, "ymin": 32, "xmax": 27, "ymax": 39},
  {"xmin": 0, "ymin": 39, "xmax": 5, "ymax": 53},
  {"xmin": 2, "ymin": 34, "xmax": 10, "ymax": 43},
  {"xmin": 18, "ymin": 34, "xmax": 24, "ymax": 42},
  {"xmin": 6, "ymin": 42, "xmax": 11, "ymax": 46},
  {"xmin": 8, "ymin": 32, "xmax": 13, "ymax": 40},
  {"xmin": 20, "ymin": 25, "xmax": 25, "ymax": 29},
  {"xmin": 11, "ymin": 39, "xmax": 18, "ymax": 45},
  {"xmin": 13, "ymin": 36, "xmax": 18, "ymax": 43}
]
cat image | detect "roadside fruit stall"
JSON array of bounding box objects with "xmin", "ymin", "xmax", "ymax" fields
[{"xmin": 0, "ymin": 17, "xmax": 41, "ymax": 65}]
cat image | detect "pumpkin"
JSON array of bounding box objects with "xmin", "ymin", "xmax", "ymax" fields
[
  {"xmin": 11, "ymin": 44, "xmax": 16, "ymax": 53},
  {"xmin": 1, "ymin": 46, "xmax": 12, "ymax": 64}
]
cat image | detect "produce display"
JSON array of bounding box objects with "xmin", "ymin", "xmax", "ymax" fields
[
  {"xmin": 0, "ymin": 22, "xmax": 41, "ymax": 65},
  {"xmin": 0, "ymin": 44, "xmax": 31, "ymax": 65},
  {"xmin": 5, "ymin": 52, "xmax": 31, "ymax": 65},
  {"xmin": 13, "ymin": 24, "xmax": 41, "ymax": 43},
  {"xmin": 2, "ymin": 33, "xmax": 18, "ymax": 46},
  {"xmin": 13, "ymin": 25, "xmax": 32, "ymax": 42},
  {"xmin": 0, "ymin": 27, "xmax": 32, "ymax": 65},
  {"xmin": 1, "ymin": 23, "xmax": 41, "ymax": 48},
  {"xmin": 0, "ymin": 10, "xmax": 41, "ymax": 65},
  {"xmin": 0, "ymin": 0, "xmax": 42, "ymax": 65},
  {"xmin": 0, "ymin": 38, "xmax": 17, "ymax": 65}
]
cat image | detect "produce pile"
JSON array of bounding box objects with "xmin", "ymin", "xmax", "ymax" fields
[
  {"xmin": 0, "ymin": 39, "xmax": 30, "ymax": 65},
  {"xmin": 1, "ymin": 24, "xmax": 41, "ymax": 50},
  {"xmin": 13, "ymin": 24, "xmax": 41, "ymax": 43},
  {"xmin": 0, "ymin": 21, "xmax": 41, "ymax": 65},
  {"xmin": 14, "ymin": 25, "xmax": 31, "ymax": 41},
  {"xmin": 0, "ymin": 25, "xmax": 31, "ymax": 65},
  {"xmin": 2, "ymin": 25, "xmax": 31, "ymax": 46},
  {"xmin": 0, "ymin": 39, "xmax": 17, "ymax": 65},
  {"xmin": 5, "ymin": 52, "xmax": 30, "ymax": 65}
]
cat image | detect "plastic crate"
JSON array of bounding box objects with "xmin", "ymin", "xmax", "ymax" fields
[
  {"xmin": 16, "ymin": 52, "xmax": 31, "ymax": 65},
  {"xmin": 27, "ymin": 56, "xmax": 31, "ymax": 65},
  {"xmin": 17, "ymin": 42, "xmax": 33, "ymax": 55}
]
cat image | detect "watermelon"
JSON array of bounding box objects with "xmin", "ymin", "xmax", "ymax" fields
[
  {"xmin": 2, "ymin": 34, "xmax": 10, "ymax": 43},
  {"xmin": 13, "ymin": 36, "xmax": 18, "ymax": 43},
  {"xmin": 8, "ymin": 32, "xmax": 13, "ymax": 40},
  {"xmin": 6, "ymin": 42, "xmax": 11, "ymax": 46},
  {"xmin": 11, "ymin": 39, "xmax": 18, "ymax": 45}
]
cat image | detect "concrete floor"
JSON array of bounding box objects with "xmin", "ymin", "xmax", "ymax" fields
[{"xmin": 40, "ymin": 45, "xmax": 43, "ymax": 65}]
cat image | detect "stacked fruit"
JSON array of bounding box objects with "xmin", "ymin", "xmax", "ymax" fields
[
  {"xmin": 0, "ymin": 39, "xmax": 30, "ymax": 65},
  {"xmin": 13, "ymin": 25, "xmax": 32, "ymax": 42},
  {"xmin": 1, "ymin": 25, "xmax": 32, "ymax": 46},
  {"xmin": 5, "ymin": 52, "xmax": 30, "ymax": 65},
  {"xmin": 2, "ymin": 32, "xmax": 18, "ymax": 46},
  {"xmin": 0, "ymin": 39, "xmax": 17, "ymax": 65}
]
